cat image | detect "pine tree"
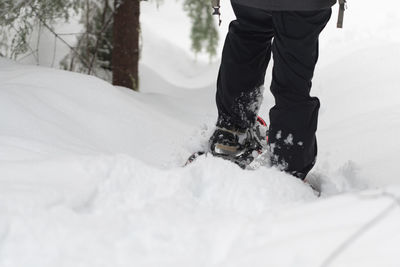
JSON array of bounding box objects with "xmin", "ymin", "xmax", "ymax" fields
[
  {"xmin": 112, "ymin": 0, "xmax": 140, "ymax": 91},
  {"xmin": 0, "ymin": 0, "xmax": 219, "ymax": 91},
  {"xmin": 0, "ymin": 0, "xmax": 81, "ymax": 59}
]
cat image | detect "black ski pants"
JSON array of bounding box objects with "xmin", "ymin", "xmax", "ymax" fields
[{"xmin": 216, "ymin": 2, "xmax": 332, "ymax": 179}]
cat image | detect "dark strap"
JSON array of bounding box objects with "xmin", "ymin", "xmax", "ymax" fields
[
  {"xmin": 211, "ymin": 0, "xmax": 222, "ymax": 26},
  {"xmin": 337, "ymin": 0, "xmax": 347, "ymax": 28}
]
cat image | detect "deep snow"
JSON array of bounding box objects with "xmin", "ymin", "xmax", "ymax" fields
[{"xmin": 1, "ymin": 0, "xmax": 400, "ymax": 266}]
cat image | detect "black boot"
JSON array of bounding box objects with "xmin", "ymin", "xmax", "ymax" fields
[{"xmin": 209, "ymin": 117, "xmax": 268, "ymax": 168}]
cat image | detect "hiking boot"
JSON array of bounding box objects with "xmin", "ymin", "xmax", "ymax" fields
[{"xmin": 209, "ymin": 117, "xmax": 268, "ymax": 168}]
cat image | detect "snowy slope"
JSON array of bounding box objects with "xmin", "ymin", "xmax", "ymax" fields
[{"xmin": 1, "ymin": 0, "xmax": 400, "ymax": 266}]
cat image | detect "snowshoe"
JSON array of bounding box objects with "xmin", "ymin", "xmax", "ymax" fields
[{"xmin": 185, "ymin": 116, "xmax": 269, "ymax": 168}]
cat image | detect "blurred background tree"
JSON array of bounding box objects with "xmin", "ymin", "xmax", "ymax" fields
[
  {"xmin": 0, "ymin": 0, "xmax": 219, "ymax": 91},
  {"xmin": 183, "ymin": 0, "xmax": 219, "ymax": 58}
]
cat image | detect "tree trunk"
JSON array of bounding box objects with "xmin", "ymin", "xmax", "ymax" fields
[{"xmin": 112, "ymin": 0, "xmax": 140, "ymax": 91}]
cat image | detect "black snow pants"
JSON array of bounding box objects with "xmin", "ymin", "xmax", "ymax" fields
[{"xmin": 216, "ymin": 1, "xmax": 332, "ymax": 179}]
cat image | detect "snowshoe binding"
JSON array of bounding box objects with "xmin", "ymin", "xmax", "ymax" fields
[{"xmin": 185, "ymin": 117, "xmax": 269, "ymax": 168}]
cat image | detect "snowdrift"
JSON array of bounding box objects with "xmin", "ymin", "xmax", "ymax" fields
[
  {"xmin": 1, "ymin": 0, "xmax": 400, "ymax": 264},
  {"xmin": 1, "ymin": 51, "xmax": 400, "ymax": 266}
]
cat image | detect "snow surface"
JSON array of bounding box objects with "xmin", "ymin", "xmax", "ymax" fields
[{"xmin": 1, "ymin": 0, "xmax": 400, "ymax": 266}]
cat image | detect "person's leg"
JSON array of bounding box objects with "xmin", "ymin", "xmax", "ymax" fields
[
  {"xmin": 216, "ymin": 1, "xmax": 274, "ymax": 131},
  {"xmin": 268, "ymin": 9, "xmax": 332, "ymax": 179}
]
